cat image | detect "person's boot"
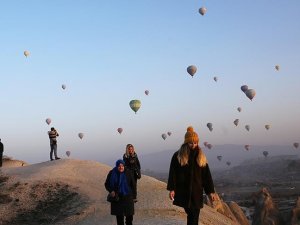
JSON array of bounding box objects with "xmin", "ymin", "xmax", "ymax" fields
[{"xmin": 55, "ymin": 157, "xmax": 61, "ymax": 160}]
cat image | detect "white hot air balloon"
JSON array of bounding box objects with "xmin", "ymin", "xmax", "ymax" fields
[
  {"xmin": 45, "ymin": 118, "xmax": 51, "ymax": 125},
  {"xmin": 78, "ymin": 133, "xmax": 84, "ymax": 139},
  {"xmin": 24, "ymin": 50, "xmax": 30, "ymax": 57},
  {"xmin": 199, "ymin": 7, "xmax": 207, "ymax": 16},
  {"xmin": 162, "ymin": 133, "xmax": 167, "ymax": 140}
]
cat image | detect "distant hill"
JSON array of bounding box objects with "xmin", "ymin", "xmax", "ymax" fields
[{"xmin": 139, "ymin": 144, "xmax": 300, "ymax": 173}]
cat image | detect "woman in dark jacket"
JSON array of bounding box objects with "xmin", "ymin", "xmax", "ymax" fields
[
  {"xmin": 123, "ymin": 144, "xmax": 141, "ymax": 202},
  {"xmin": 167, "ymin": 126, "xmax": 217, "ymax": 225},
  {"xmin": 105, "ymin": 159, "xmax": 135, "ymax": 225}
]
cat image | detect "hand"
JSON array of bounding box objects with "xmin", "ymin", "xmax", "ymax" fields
[
  {"xmin": 110, "ymin": 191, "xmax": 116, "ymax": 197},
  {"xmin": 209, "ymin": 193, "xmax": 217, "ymax": 202},
  {"xmin": 169, "ymin": 191, "xmax": 175, "ymax": 201}
]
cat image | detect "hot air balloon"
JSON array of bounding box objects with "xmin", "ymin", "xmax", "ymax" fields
[
  {"xmin": 293, "ymin": 142, "xmax": 299, "ymax": 149},
  {"xmin": 265, "ymin": 125, "xmax": 270, "ymax": 130},
  {"xmin": 117, "ymin": 128, "xmax": 123, "ymax": 134},
  {"xmin": 62, "ymin": 84, "xmax": 66, "ymax": 90},
  {"xmin": 244, "ymin": 145, "xmax": 250, "ymax": 151},
  {"xmin": 187, "ymin": 65, "xmax": 197, "ymax": 77},
  {"xmin": 245, "ymin": 125, "xmax": 250, "ymax": 131},
  {"xmin": 129, "ymin": 100, "xmax": 141, "ymax": 114},
  {"xmin": 207, "ymin": 123, "xmax": 213, "ymax": 132},
  {"xmin": 145, "ymin": 90, "xmax": 149, "ymax": 96},
  {"xmin": 263, "ymin": 151, "xmax": 268, "ymax": 158},
  {"xmin": 241, "ymin": 85, "xmax": 248, "ymax": 93},
  {"xmin": 207, "ymin": 144, "xmax": 212, "ymax": 149},
  {"xmin": 213, "ymin": 76, "xmax": 218, "ymax": 82},
  {"xmin": 162, "ymin": 133, "xmax": 167, "ymax": 140},
  {"xmin": 237, "ymin": 107, "xmax": 242, "ymax": 112},
  {"xmin": 24, "ymin": 50, "xmax": 30, "ymax": 57},
  {"xmin": 275, "ymin": 65, "xmax": 280, "ymax": 71},
  {"xmin": 226, "ymin": 161, "xmax": 231, "ymax": 166},
  {"xmin": 66, "ymin": 151, "xmax": 71, "ymax": 157},
  {"xmin": 203, "ymin": 141, "xmax": 208, "ymax": 147},
  {"xmin": 217, "ymin": 156, "xmax": 222, "ymax": 161},
  {"xmin": 245, "ymin": 89, "xmax": 256, "ymax": 101},
  {"xmin": 78, "ymin": 133, "xmax": 84, "ymax": 139},
  {"xmin": 199, "ymin": 7, "xmax": 207, "ymax": 16},
  {"xmin": 233, "ymin": 119, "xmax": 239, "ymax": 127},
  {"xmin": 167, "ymin": 131, "xmax": 172, "ymax": 136},
  {"xmin": 45, "ymin": 118, "xmax": 51, "ymax": 125}
]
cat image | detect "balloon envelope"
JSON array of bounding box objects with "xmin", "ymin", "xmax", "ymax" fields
[
  {"xmin": 66, "ymin": 151, "xmax": 71, "ymax": 157},
  {"xmin": 244, "ymin": 145, "xmax": 250, "ymax": 151},
  {"xmin": 293, "ymin": 143, "xmax": 299, "ymax": 149},
  {"xmin": 275, "ymin": 65, "xmax": 280, "ymax": 71},
  {"xmin": 46, "ymin": 118, "xmax": 51, "ymax": 125},
  {"xmin": 78, "ymin": 133, "xmax": 84, "ymax": 139},
  {"xmin": 213, "ymin": 76, "xmax": 218, "ymax": 82},
  {"xmin": 237, "ymin": 107, "xmax": 242, "ymax": 112},
  {"xmin": 241, "ymin": 85, "xmax": 248, "ymax": 93},
  {"xmin": 265, "ymin": 125, "xmax": 270, "ymax": 130},
  {"xmin": 187, "ymin": 65, "xmax": 197, "ymax": 77},
  {"xmin": 217, "ymin": 156, "xmax": 222, "ymax": 161},
  {"xmin": 203, "ymin": 141, "xmax": 208, "ymax": 147},
  {"xmin": 245, "ymin": 125, "xmax": 250, "ymax": 131},
  {"xmin": 263, "ymin": 151, "xmax": 269, "ymax": 157},
  {"xmin": 162, "ymin": 133, "xmax": 167, "ymax": 140},
  {"xmin": 207, "ymin": 144, "xmax": 212, "ymax": 149},
  {"xmin": 62, "ymin": 84, "xmax": 66, "ymax": 90},
  {"xmin": 24, "ymin": 50, "xmax": 30, "ymax": 57},
  {"xmin": 207, "ymin": 123, "xmax": 213, "ymax": 131},
  {"xmin": 245, "ymin": 89, "xmax": 256, "ymax": 101},
  {"xmin": 167, "ymin": 131, "xmax": 172, "ymax": 136},
  {"xmin": 145, "ymin": 90, "xmax": 149, "ymax": 95},
  {"xmin": 129, "ymin": 100, "xmax": 141, "ymax": 114},
  {"xmin": 226, "ymin": 161, "xmax": 231, "ymax": 166},
  {"xmin": 233, "ymin": 119, "xmax": 239, "ymax": 127},
  {"xmin": 199, "ymin": 7, "xmax": 207, "ymax": 16},
  {"xmin": 117, "ymin": 128, "xmax": 123, "ymax": 134}
]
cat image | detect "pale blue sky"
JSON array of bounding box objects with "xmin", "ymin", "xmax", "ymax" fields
[{"xmin": 1, "ymin": 1, "xmax": 299, "ymax": 164}]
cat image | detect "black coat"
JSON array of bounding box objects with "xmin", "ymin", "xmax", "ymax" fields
[
  {"xmin": 105, "ymin": 169, "xmax": 135, "ymax": 216},
  {"xmin": 0, "ymin": 142, "xmax": 3, "ymax": 153},
  {"xmin": 123, "ymin": 153, "xmax": 141, "ymax": 180},
  {"xmin": 167, "ymin": 149, "xmax": 215, "ymax": 209}
]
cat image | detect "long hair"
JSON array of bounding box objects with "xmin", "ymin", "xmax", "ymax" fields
[
  {"xmin": 177, "ymin": 143, "xmax": 207, "ymax": 167},
  {"xmin": 125, "ymin": 144, "xmax": 135, "ymax": 157}
]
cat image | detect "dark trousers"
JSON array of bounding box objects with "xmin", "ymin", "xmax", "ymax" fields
[
  {"xmin": 0, "ymin": 151, "xmax": 3, "ymax": 167},
  {"xmin": 184, "ymin": 208, "xmax": 200, "ymax": 225},
  {"xmin": 116, "ymin": 215, "xmax": 133, "ymax": 225},
  {"xmin": 50, "ymin": 144, "xmax": 58, "ymax": 160}
]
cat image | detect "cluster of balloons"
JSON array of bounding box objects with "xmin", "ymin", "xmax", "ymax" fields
[
  {"xmin": 161, "ymin": 131, "xmax": 172, "ymax": 140},
  {"xmin": 203, "ymin": 142, "xmax": 212, "ymax": 149},
  {"xmin": 241, "ymin": 85, "xmax": 256, "ymax": 101}
]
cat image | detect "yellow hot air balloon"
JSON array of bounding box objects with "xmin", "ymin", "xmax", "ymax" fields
[{"xmin": 129, "ymin": 100, "xmax": 141, "ymax": 114}]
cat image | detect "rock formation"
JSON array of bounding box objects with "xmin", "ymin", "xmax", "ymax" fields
[
  {"xmin": 2, "ymin": 156, "xmax": 28, "ymax": 168},
  {"xmin": 252, "ymin": 187, "xmax": 284, "ymax": 225},
  {"xmin": 291, "ymin": 197, "xmax": 300, "ymax": 225}
]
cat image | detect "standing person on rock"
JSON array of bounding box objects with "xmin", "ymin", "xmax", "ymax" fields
[
  {"xmin": 48, "ymin": 127, "xmax": 60, "ymax": 161},
  {"xmin": 105, "ymin": 159, "xmax": 135, "ymax": 225},
  {"xmin": 123, "ymin": 144, "xmax": 141, "ymax": 203},
  {"xmin": 167, "ymin": 126, "xmax": 217, "ymax": 225},
  {"xmin": 0, "ymin": 139, "xmax": 4, "ymax": 167}
]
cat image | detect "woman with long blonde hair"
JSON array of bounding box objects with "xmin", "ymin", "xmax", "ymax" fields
[{"xmin": 167, "ymin": 126, "xmax": 216, "ymax": 225}]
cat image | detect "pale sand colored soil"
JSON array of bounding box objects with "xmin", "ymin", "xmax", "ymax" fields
[{"xmin": 1, "ymin": 159, "xmax": 237, "ymax": 225}]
